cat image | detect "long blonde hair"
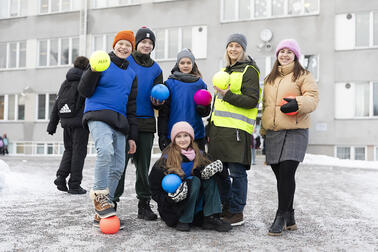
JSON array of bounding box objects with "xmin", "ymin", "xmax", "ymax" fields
[
  {"xmin": 224, "ymin": 50, "xmax": 249, "ymax": 67},
  {"xmin": 161, "ymin": 138, "xmax": 211, "ymax": 178}
]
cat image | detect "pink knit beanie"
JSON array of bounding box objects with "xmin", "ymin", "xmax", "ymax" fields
[
  {"xmin": 170, "ymin": 121, "xmax": 194, "ymax": 140},
  {"xmin": 275, "ymin": 39, "xmax": 301, "ymax": 59}
]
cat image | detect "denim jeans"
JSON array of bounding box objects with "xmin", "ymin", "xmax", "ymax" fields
[
  {"xmin": 218, "ymin": 162, "xmax": 248, "ymax": 214},
  {"xmin": 251, "ymin": 147, "xmax": 256, "ymax": 165},
  {"xmin": 88, "ymin": 121, "xmax": 126, "ymax": 201}
]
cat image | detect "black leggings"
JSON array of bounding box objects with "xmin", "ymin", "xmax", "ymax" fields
[{"xmin": 271, "ymin": 160, "xmax": 299, "ymax": 212}]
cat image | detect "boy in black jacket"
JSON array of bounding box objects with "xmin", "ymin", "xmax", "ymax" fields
[{"xmin": 47, "ymin": 56, "xmax": 90, "ymax": 195}]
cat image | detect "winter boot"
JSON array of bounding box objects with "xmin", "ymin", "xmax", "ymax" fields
[
  {"xmin": 202, "ymin": 214, "xmax": 232, "ymax": 232},
  {"xmin": 220, "ymin": 203, "xmax": 232, "ymax": 218},
  {"xmin": 93, "ymin": 214, "xmax": 125, "ymax": 230},
  {"xmin": 285, "ymin": 209, "xmax": 297, "ymax": 231},
  {"xmin": 268, "ymin": 210, "xmax": 290, "ymax": 236},
  {"xmin": 54, "ymin": 176, "xmax": 68, "ymax": 192},
  {"xmin": 89, "ymin": 189, "xmax": 116, "ymax": 218},
  {"xmin": 223, "ymin": 212, "xmax": 244, "ymax": 226},
  {"xmin": 137, "ymin": 199, "xmax": 157, "ymax": 221},
  {"xmin": 176, "ymin": 222, "xmax": 191, "ymax": 232},
  {"xmin": 68, "ymin": 186, "xmax": 87, "ymax": 195}
]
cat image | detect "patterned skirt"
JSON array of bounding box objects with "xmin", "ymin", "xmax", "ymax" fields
[{"xmin": 265, "ymin": 129, "xmax": 309, "ymax": 165}]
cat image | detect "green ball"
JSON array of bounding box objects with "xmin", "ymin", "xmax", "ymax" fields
[
  {"xmin": 212, "ymin": 71, "xmax": 230, "ymax": 90},
  {"xmin": 89, "ymin": 50, "xmax": 110, "ymax": 72}
]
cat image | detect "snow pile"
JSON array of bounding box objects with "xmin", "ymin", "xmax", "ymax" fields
[
  {"xmin": 0, "ymin": 159, "xmax": 10, "ymax": 192},
  {"xmin": 303, "ymin": 153, "xmax": 378, "ymax": 169}
]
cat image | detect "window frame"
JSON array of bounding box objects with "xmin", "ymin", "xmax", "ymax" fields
[
  {"xmin": 335, "ymin": 146, "xmax": 367, "ymax": 161},
  {"xmin": 0, "ymin": 94, "xmax": 25, "ymax": 121},
  {"xmin": 35, "ymin": 93, "xmax": 56, "ymax": 121},
  {"xmin": 38, "ymin": 0, "xmax": 78, "ymax": 15},
  {"xmin": 90, "ymin": 0, "xmax": 140, "ymax": 9},
  {"xmin": 0, "ymin": 0, "xmax": 26, "ymax": 19},
  {"xmin": 220, "ymin": 0, "xmax": 320, "ymax": 23},
  {"xmin": 0, "ymin": 41, "xmax": 27, "ymax": 70},
  {"xmin": 37, "ymin": 37, "xmax": 79, "ymax": 67}
]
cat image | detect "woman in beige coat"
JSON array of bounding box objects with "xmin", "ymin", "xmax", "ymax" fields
[{"xmin": 260, "ymin": 39, "xmax": 319, "ymax": 236}]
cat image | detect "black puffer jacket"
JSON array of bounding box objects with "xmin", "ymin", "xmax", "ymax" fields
[
  {"xmin": 78, "ymin": 52, "xmax": 138, "ymax": 140},
  {"xmin": 47, "ymin": 67, "xmax": 86, "ymax": 134}
]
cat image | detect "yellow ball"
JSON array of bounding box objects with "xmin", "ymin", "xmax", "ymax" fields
[
  {"xmin": 89, "ymin": 50, "xmax": 111, "ymax": 72},
  {"xmin": 212, "ymin": 71, "xmax": 230, "ymax": 90}
]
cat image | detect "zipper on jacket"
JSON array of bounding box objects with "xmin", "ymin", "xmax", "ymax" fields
[
  {"xmin": 273, "ymin": 78, "xmax": 283, "ymax": 128},
  {"xmin": 236, "ymin": 129, "xmax": 240, "ymax": 142}
]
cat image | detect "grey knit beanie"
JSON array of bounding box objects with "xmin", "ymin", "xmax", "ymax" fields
[
  {"xmin": 176, "ymin": 48, "xmax": 195, "ymax": 64},
  {"xmin": 226, "ymin": 33, "xmax": 247, "ymax": 51}
]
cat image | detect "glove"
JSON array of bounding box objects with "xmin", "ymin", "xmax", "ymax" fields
[
  {"xmin": 168, "ymin": 181, "xmax": 188, "ymax": 203},
  {"xmin": 196, "ymin": 105, "xmax": 211, "ymax": 117},
  {"xmin": 201, "ymin": 160, "xmax": 223, "ymax": 180},
  {"xmin": 280, "ymin": 98, "xmax": 298, "ymax": 113},
  {"xmin": 159, "ymin": 135, "xmax": 170, "ymax": 151},
  {"xmin": 46, "ymin": 123, "xmax": 56, "ymax": 135}
]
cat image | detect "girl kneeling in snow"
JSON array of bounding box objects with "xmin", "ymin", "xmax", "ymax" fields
[{"xmin": 149, "ymin": 121, "xmax": 231, "ymax": 232}]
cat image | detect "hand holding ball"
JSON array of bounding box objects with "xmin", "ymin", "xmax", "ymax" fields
[
  {"xmin": 212, "ymin": 71, "xmax": 230, "ymax": 90},
  {"xmin": 194, "ymin": 89, "xmax": 212, "ymax": 106},
  {"xmin": 90, "ymin": 50, "xmax": 110, "ymax": 72},
  {"xmin": 151, "ymin": 84, "xmax": 170, "ymax": 102},
  {"xmin": 280, "ymin": 96, "xmax": 298, "ymax": 116},
  {"xmin": 162, "ymin": 174, "xmax": 182, "ymax": 193}
]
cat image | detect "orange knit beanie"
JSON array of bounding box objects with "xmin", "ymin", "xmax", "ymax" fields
[{"xmin": 112, "ymin": 30, "xmax": 135, "ymax": 50}]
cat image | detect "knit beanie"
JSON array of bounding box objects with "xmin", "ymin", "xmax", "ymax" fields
[
  {"xmin": 226, "ymin": 33, "xmax": 247, "ymax": 51},
  {"xmin": 176, "ymin": 48, "xmax": 195, "ymax": 65},
  {"xmin": 112, "ymin": 30, "xmax": 135, "ymax": 50},
  {"xmin": 275, "ymin": 39, "xmax": 301, "ymax": 59},
  {"xmin": 170, "ymin": 121, "xmax": 195, "ymax": 141},
  {"xmin": 135, "ymin": 26, "xmax": 156, "ymax": 50}
]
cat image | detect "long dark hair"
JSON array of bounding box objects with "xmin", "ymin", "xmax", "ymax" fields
[{"xmin": 265, "ymin": 58, "xmax": 309, "ymax": 85}]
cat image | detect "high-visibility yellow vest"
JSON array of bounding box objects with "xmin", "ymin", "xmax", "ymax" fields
[{"xmin": 211, "ymin": 65, "xmax": 261, "ymax": 134}]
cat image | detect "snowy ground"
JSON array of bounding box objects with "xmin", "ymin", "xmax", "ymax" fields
[{"xmin": 0, "ymin": 154, "xmax": 377, "ymax": 251}]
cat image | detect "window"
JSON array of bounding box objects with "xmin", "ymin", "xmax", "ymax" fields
[
  {"xmin": 0, "ymin": 41, "xmax": 26, "ymax": 69},
  {"xmin": 221, "ymin": 0, "xmax": 319, "ymax": 22},
  {"xmin": 335, "ymin": 82, "xmax": 378, "ymax": 118},
  {"xmin": 39, "ymin": 0, "xmax": 80, "ymax": 14},
  {"xmin": 336, "ymin": 146, "xmax": 366, "ymax": 160},
  {"xmin": 152, "ymin": 26, "xmax": 207, "ymax": 61},
  {"xmin": 0, "ymin": 0, "xmax": 28, "ymax": 19},
  {"xmin": 336, "ymin": 11, "xmax": 378, "ymax": 50},
  {"xmin": 375, "ymin": 146, "xmax": 378, "ymax": 161},
  {"xmin": 37, "ymin": 93, "xmax": 57, "ymax": 120},
  {"xmin": 38, "ymin": 37, "xmax": 79, "ymax": 67},
  {"xmin": 91, "ymin": 33, "xmax": 116, "ymax": 53},
  {"xmin": 302, "ymin": 54, "xmax": 319, "ymax": 81},
  {"xmin": 0, "ymin": 94, "xmax": 25, "ymax": 121},
  {"xmin": 90, "ymin": 0, "xmax": 139, "ymax": 8}
]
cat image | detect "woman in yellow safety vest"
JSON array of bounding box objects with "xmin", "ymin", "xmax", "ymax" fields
[{"xmin": 208, "ymin": 33, "xmax": 260, "ymax": 226}]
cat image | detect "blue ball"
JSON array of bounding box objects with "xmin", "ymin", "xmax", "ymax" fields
[
  {"xmin": 151, "ymin": 84, "xmax": 169, "ymax": 102},
  {"xmin": 161, "ymin": 174, "xmax": 182, "ymax": 193}
]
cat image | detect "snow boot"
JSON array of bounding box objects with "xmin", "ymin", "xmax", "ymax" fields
[
  {"xmin": 137, "ymin": 199, "xmax": 157, "ymax": 221},
  {"xmin": 68, "ymin": 186, "xmax": 87, "ymax": 195},
  {"xmin": 268, "ymin": 210, "xmax": 289, "ymax": 236},
  {"xmin": 89, "ymin": 188, "xmax": 116, "ymax": 218},
  {"xmin": 223, "ymin": 212, "xmax": 244, "ymax": 226},
  {"xmin": 202, "ymin": 214, "xmax": 232, "ymax": 232},
  {"xmin": 54, "ymin": 176, "xmax": 68, "ymax": 192}
]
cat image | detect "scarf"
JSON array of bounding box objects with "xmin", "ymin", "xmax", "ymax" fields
[{"xmin": 181, "ymin": 148, "xmax": 195, "ymax": 161}]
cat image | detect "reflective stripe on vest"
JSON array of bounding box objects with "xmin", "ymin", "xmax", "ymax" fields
[{"xmin": 211, "ymin": 65, "xmax": 261, "ymax": 134}]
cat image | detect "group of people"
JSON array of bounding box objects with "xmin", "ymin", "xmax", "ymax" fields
[
  {"xmin": 0, "ymin": 133, "xmax": 9, "ymax": 155},
  {"xmin": 47, "ymin": 27, "xmax": 318, "ymax": 236}
]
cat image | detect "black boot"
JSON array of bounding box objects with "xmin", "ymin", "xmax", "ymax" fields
[
  {"xmin": 202, "ymin": 214, "xmax": 232, "ymax": 232},
  {"xmin": 138, "ymin": 199, "xmax": 157, "ymax": 221},
  {"xmin": 268, "ymin": 210, "xmax": 289, "ymax": 236},
  {"xmin": 68, "ymin": 186, "xmax": 87, "ymax": 195},
  {"xmin": 286, "ymin": 209, "xmax": 297, "ymax": 231},
  {"xmin": 54, "ymin": 176, "xmax": 68, "ymax": 192}
]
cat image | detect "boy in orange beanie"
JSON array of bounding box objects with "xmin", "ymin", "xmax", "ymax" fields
[{"xmin": 78, "ymin": 30, "xmax": 138, "ymax": 230}]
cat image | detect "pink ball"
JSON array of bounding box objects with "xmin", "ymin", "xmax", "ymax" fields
[{"xmin": 194, "ymin": 89, "xmax": 212, "ymax": 106}]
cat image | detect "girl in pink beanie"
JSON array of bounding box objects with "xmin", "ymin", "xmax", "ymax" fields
[{"xmin": 148, "ymin": 121, "xmax": 232, "ymax": 232}]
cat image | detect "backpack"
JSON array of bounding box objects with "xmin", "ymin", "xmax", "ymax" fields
[{"xmin": 56, "ymin": 81, "xmax": 80, "ymax": 118}]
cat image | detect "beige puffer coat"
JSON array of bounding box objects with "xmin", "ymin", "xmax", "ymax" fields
[{"xmin": 260, "ymin": 62, "xmax": 319, "ymax": 135}]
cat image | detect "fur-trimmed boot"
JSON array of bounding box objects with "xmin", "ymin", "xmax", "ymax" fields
[
  {"xmin": 268, "ymin": 210, "xmax": 290, "ymax": 236},
  {"xmin": 89, "ymin": 188, "xmax": 116, "ymax": 218},
  {"xmin": 137, "ymin": 199, "xmax": 157, "ymax": 221}
]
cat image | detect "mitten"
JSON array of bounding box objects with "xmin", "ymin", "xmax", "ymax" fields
[
  {"xmin": 280, "ymin": 98, "xmax": 298, "ymax": 113},
  {"xmin": 46, "ymin": 123, "xmax": 57, "ymax": 135},
  {"xmin": 201, "ymin": 160, "xmax": 223, "ymax": 180},
  {"xmin": 168, "ymin": 181, "xmax": 188, "ymax": 203},
  {"xmin": 196, "ymin": 105, "xmax": 211, "ymax": 117},
  {"xmin": 159, "ymin": 135, "xmax": 171, "ymax": 151}
]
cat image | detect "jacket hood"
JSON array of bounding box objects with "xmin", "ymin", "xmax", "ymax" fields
[{"xmin": 66, "ymin": 67, "xmax": 84, "ymax": 81}]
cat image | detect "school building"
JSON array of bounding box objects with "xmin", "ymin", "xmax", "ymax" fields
[{"xmin": 0, "ymin": 0, "xmax": 377, "ymax": 160}]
